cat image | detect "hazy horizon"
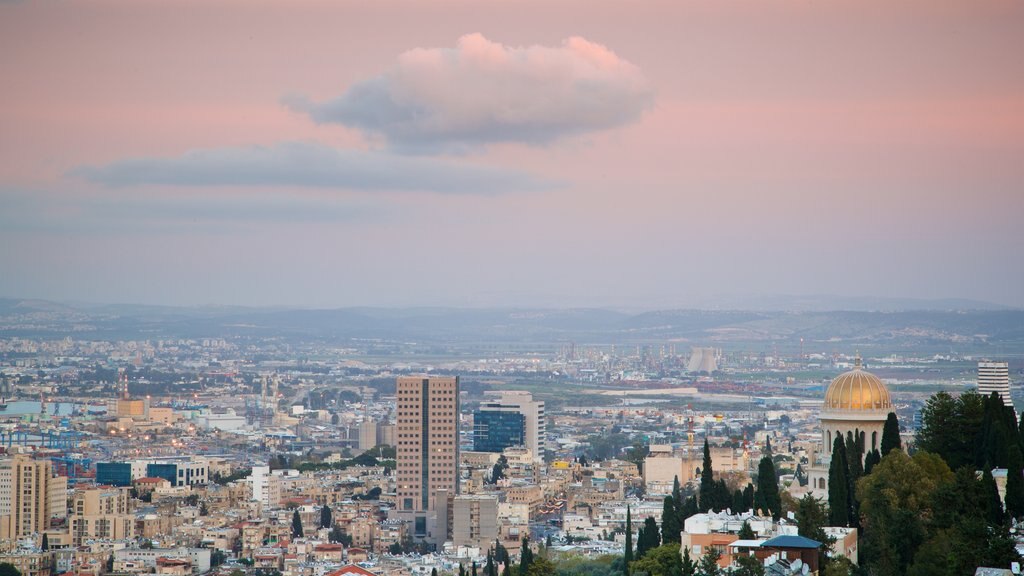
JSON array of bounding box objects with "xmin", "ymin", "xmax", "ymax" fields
[{"xmin": 2, "ymin": 1, "xmax": 1022, "ymax": 309}]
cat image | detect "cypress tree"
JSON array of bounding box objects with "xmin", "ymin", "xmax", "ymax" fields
[
  {"xmin": 636, "ymin": 517, "xmax": 660, "ymax": 559},
  {"xmin": 864, "ymin": 449, "xmax": 881, "ymax": 475},
  {"xmin": 881, "ymin": 412, "xmax": 901, "ymax": 455},
  {"xmin": 681, "ymin": 546, "xmax": 695, "ymax": 576},
  {"xmin": 715, "ymin": 479, "xmax": 730, "ymax": 512},
  {"xmin": 502, "ymin": 565, "xmax": 512, "ymax": 576},
  {"xmin": 1005, "ymin": 446, "xmax": 1024, "ymax": 520},
  {"xmin": 320, "ymin": 505, "xmax": 333, "ymax": 529},
  {"xmin": 624, "ymin": 506, "xmax": 633, "ymax": 572},
  {"xmin": 518, "ymin": 536, "xmax": 533, "ymax": 576},
  {"xmin": 828, "ymin": 435, "xmax": 850, "ymax": 526},
  {"xmin": 741, "ymin": 483, "xmax": 755, "ymax": 512},
  {"xmin": 847, "ymin": 431, "xmax": 864, "ymax": 481},
  {"xmin": 672, "ymin": 476, "xmax": 683, "ymax": 517},
  {"xmin": 731, "ymin": 489, "xmax": 744, "ymax": 513},
  {"xmin": 661, "ymin": 495, "xmax": 681, "ymax": 543},
  {"xmin": 432, "ymin": 569, "xmax": 438, "ymax": 576},
  {"xmin": 682, "ymin": 495, "xmax": 698, "ymax": 521},
  {"xmin": 459, "ymin": 564, "xmax": 466, "ymax": 576},
  {"xmin": 699, "ymin": 439, "xmax": 714, "ymax": 512},
  {"xmin": 982, "ymin": 467, "xmax": 1006, "ymax": 525},
  {"xmin": 757, "ymin": 455, "xmax": 782, "ymax": 520},
  {"xmin": 41, "ymin": 533, "xmax": 49, "ymax": 551},
  {"xmin": 738, "ymin": 521, "xmax": 755, "ymax": 539},
  {"xmin": 291, "ymin": 509, "xmax": 304, "ymax": 538}
]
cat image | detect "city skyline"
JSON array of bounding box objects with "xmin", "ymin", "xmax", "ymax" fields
[{"xmin": 2, "ymin": 0, "xmax": 1023, "ymax": 309}]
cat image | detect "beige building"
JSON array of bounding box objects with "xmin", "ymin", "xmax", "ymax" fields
[
  {"xmin": 0, "ymin": 550, "xmax": 53, "ymax": 576},
  {"xmin": 359, "ymin": 420, "xmax": 380, "ymax": 451},
  {"xmin": 70, "ymin": 486, "xmax": 135, "ymax": 545},
  {"xmin": 0, "ymin": 455, "xmax": 67, "ymax": 540},
  {"xmin": 452, "ymin": 494, "xmax": 498, "ymax": 549},
  {"xmin": 395, "ymin": 376, "xmax": 459, "ymax": 543}
]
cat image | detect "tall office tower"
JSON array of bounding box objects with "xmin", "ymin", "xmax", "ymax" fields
[
  {"xmin": 477, "ymin": 391, "xmax": 545, "ymax": 461},
  {"xmin": 395, "ymin": 376, "xmax": 459, "ymax": 543},
  {"xmin": 0, "ymin": 455, "xmax": 68, "ymax": 539},
  {"xmin": 979, "ymin": 361, "xmax": 1012, "ymax": 407}
]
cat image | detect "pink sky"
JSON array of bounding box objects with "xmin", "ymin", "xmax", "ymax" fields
[{"xmin": 1, "ymin": 0, "xmax": 1022, "ymax": 308}]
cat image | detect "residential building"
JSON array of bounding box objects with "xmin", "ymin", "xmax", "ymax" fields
[{"xmin": 0, "ymin": 455, "xmax": 68, "ymax": 540}]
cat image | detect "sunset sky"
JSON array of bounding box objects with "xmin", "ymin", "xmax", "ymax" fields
[{"xmin": 2, "ymin": 0, "xmax": 1022, "ymax": 308}]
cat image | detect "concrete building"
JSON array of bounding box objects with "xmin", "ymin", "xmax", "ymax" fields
[
  {"xmin": 70, "ymin": 485, "xmax": 136, "ymax": 545},
  {"xmin": 248, "ymin": 466, "xmax": 281, "ymax": 509},
  {"xmin": 477, "ymin": 391, "xmax": 545, "ymax": 462},
  {"xmin": 359, "ymin": 419, "xmax": 380, "ymax": 451},
  {"xmin": 979, "ymin": 361, "xmax": 1012, "ymax": 407},
  {"xmin": 395, "ymin": 376, "xmax": 459, "ymax": 544},
  {"xmin": 0, "ymin": 455, "xmax": 68, "ymax": 540},
  {"xmin": 452, "ymin": 494, "xmax": 498, "ymax": 549}
]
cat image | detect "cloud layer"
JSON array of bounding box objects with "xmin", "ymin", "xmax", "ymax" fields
[
  {"xmin": 72, "ymin": 142, "xmax": 546, "ymax": 194},
  {"xmin": 294, "ymin": 34, "xmax": 652, "ymax": 151}
]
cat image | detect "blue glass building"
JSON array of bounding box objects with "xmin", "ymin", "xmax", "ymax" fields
[
  {"xmin": 96, "ymin": 462, "xmax": 132, "ymax": 487},
  {"xmin": 473, "ymin": 410, "xmax": 525, "ymax": 453}
]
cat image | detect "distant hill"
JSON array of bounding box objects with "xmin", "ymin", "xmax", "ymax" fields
[{"xmin": 0, "ymin": 298, "xmax": 1021, "ymax": 351}]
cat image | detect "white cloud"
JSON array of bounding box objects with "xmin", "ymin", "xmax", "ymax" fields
[{"xmin": 292, "ymin": 34, "xmax": 653, "ymax": 152}]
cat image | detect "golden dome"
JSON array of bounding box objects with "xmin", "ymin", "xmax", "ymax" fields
[{"xmin": 823, "ymin": 363, "xmax": 892, "ymax": 412}]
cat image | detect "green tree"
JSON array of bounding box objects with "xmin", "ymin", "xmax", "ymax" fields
[
  {"xmin": 846, "ymin": 431, "xmax": 864, "ymax": 482},
  {"xmin": 526, "ymin": 557, "xmax": 555, "ymax": 576},
  {"xmin": 291, "ymin": 509, "xmax": 304, "ymax": 538},
  {"xmin": 741, "ymin": 483, "xmax": 755, "ymax": 512},
  {"xmin": 672, "ymin": 476, "xmax": 683, "ymax": 524},
  {"xmin": 629, "ymin": 543, "xmax": 683, "ymax": 576},
  {"xmin": 481, "ymin": 558, "xmax": 489, "ymax": 576},
  {"xmin": 661, "ymin": 495, "xmax": 680, "ymax": 543},
  {"xmin": 635, "ymin": 517, "xmax": 660, "ymax": 559},
  {"xmin": 795, "ymin": 494, "xmax": 835, "ymax": 569},
  {"xmin": 624, "ymin": 506, "xmax": 633, "ymax": 573},
  {"xmin": 519, "ymin": 536, "xmax": 534, "ymax": 576},
  {"xmin": 211, "ymin": 550, "xmax": 226, "ymax": 567},
  {"xmin": 681, "ymin": 547, "xmax": 696, "ymax": 576},
  {"xmin": 737, "ymin": 521, "xmax": 755, "ymax": 540},
  {"xmin": 681, "ymin": 495, "xmax": 698, "ymax": 521},
  {"xmin": 916, "ymin": 391, "xmax": 985, "ymax": 471},
  {"xmin": 1006, "ymin": 445, "xmax": 1024, "ymax": 519},
  {"xmin": 881, "ymin": 412, "xmax": 901, "ymax": 456},
  {"xmin": 756, "ymin": 455, "xmax": 781, "ymax": 520},
  {"xmin": 432, "ymin": 569, "xmax": 438, "ymax": 576},
  {"xmin": 863, "ymin": 449, "xmax": 881, "ymax": 475},
  {"xmin": 828, "ymin": 435, "xmax": 850, "ymax": 527},
  {"xmin": 699, "ymin": 439, "xmax": 715, "ymax": 512},
  {"xmin": 981, "ymin": 467, "xmax": 1005, "ymax": 525},
  {"xmin": 40, "ymin": 533, "xmax": 48, "ymax": 551},
  {"xmin": 732, "ymin": 555, "xmax": 764, "ymax": 576},
  {"xmin": 495, "ymin": 540, "xmax": 510, "ymax": 567},
  {"xmin": 320, "ymin": 505, "xmax": 333, "ymax": 529},
  {"xmin": 0, "ymin": 564, "xmax": 20, "ymax": 576},
  {"xmin": 857, "ymin": 451, "xmax": 953, "ymax": 576},
  {"xmin": 695, "ymin": 547, "xmax": 721, "ymax": 576}
]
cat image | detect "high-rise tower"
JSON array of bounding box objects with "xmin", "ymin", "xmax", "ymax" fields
[
  {"xmin": 978, "ymin": 361, "xmax": 1011, "ymax": 408},
  {"xmin": 395, "ymin": 376, "xmax": 459, "ymax": 544}
]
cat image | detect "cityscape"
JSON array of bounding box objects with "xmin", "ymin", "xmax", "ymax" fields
[{"xmin": 2, "ymin": 2, "xmax": 1023, "ymax": 576}]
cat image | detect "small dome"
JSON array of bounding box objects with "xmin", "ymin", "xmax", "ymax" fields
[{"xmin": 823, "ymin": 364, "xmax": 892, "ymax": 412}]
